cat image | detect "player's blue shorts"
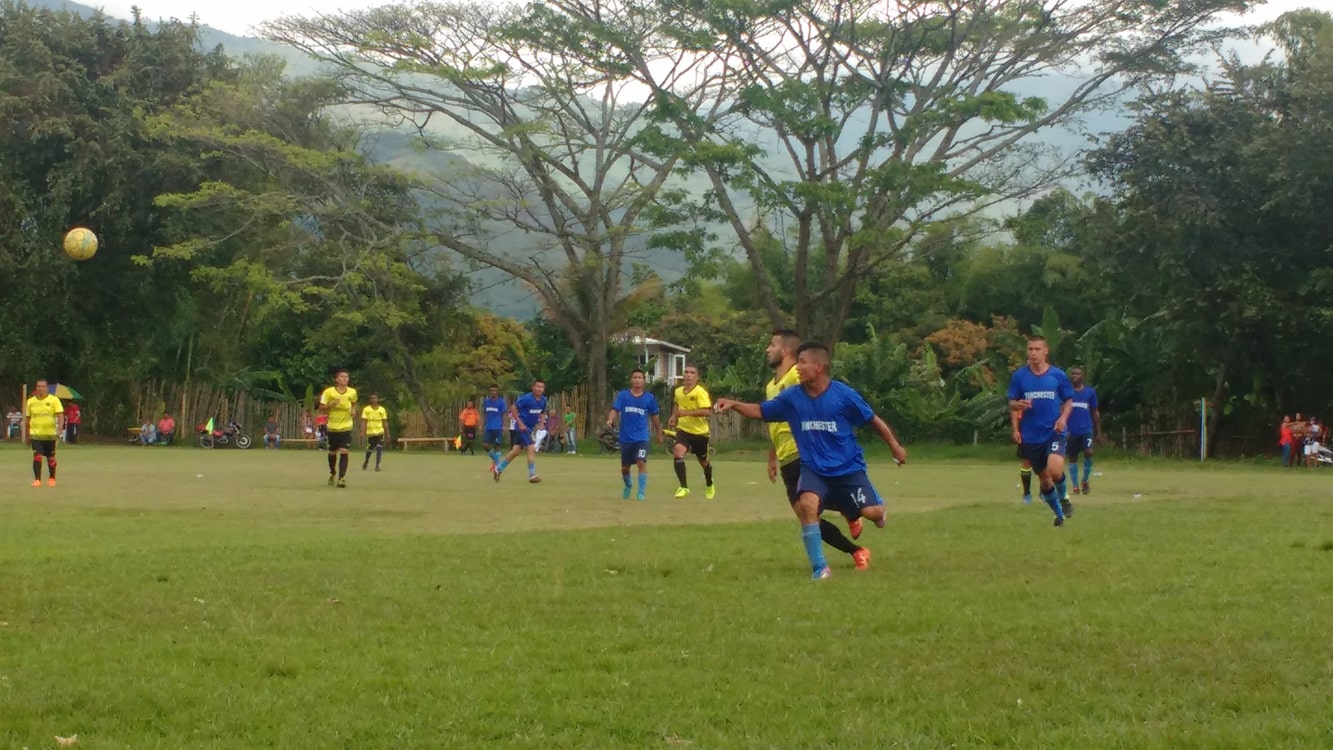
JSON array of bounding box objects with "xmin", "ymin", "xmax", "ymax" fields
[
  {"xmin": 483, "ymin": 428, "xmax": 504, "ymax": 446},
  {"xmin": 1019, "ymin": 434, "xmax": 1068, "ymax": 473},
  {"xmin": 620, "ymin": 440, "xmax": 649, "ymax": 466},
  {"xmin": 513, "ymin": 428, "xmax": 536, "ymax": 448},
  {"xmin": 796, "ymin": 467, "xmax": 884, "ymax": 521},
  {"xmin": 1066, "ymin": 433, "xmax": 1093, "ymax": 455}
]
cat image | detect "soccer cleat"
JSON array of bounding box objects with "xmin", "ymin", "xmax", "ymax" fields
[
  {"xmin": 848, "ymin": 518, "xmax": 863, "ymax": 540},
  {"xmin": 362, "ymin": 462, "xmax": 368, "ymax": 471},
  {"xmin": 812, "ymin": 566, "xmax": 832, "ymax": 580},
  {"xmin": 492, "ymin": 466, "xmax": 502, "ymax": 483},
  {"xmin": 852, "ymin": 547, "xmax": 871, "ymax": 571},
  {"xmin": 529, "ymin": 476, "xmax": 542, "ymax": 483},
  {"xmin": 1072, "ymin": 485, "xmax": 1081, "ymax": 494},
  {"xmin": 31, "ymin": 479, "xmax": 42, "ymax": 488},
  {"xmin": 1060, "ymin": 498, "xmax": 1074, "ymax": 518},
  {"xmin": 622, "ymin": 485, "xmax": 632, "ymax": 500},
  {"xmin": 1022, "ymin": 493, "xmax": 1033, "ymax": 504},
  {"xmin": 704, "ymin": 484, "xmax": 715, "ymax": 500},
  {"xmin": 375, "ymin": 466, "xmax": 381, "ymax": 472},
  {"xmin": 673, "ymin": 487, "xmax": 690, "ymax": 499},
  {"xmin": 636, "ymin": 492, "xmax": 646, "ymax": 501},
  {"xmin": 336, "ymin": 478, "xmax": 346, "ymax": 488},
  {"xmin": 328, "ymin": 474, "xmax": 336, "ymax": 486},
  {"xmin": 47, "ymin": 478, "xmax": 56, "ymax": 487},
  {"xmin": 1081, "ymin": 481, "xmax": 1090, "ymax": 495},
  {"xmin": 1053, "ymin": 516, "xmax": 1064, "ymax": 528}
]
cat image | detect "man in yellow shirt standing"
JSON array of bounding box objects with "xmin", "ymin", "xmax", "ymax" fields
[
  {"xmin": 669, "ymin": 365, "xmax": 715, "ymax": 499},
  {"xmin": 763, "ymin": 330, "xmax": 869, "ymax": 570},
  {"xmin": 25, "ymin": 379, "xmax": 64, "ymax": 487},
  {"xmin": 361, "ymin": 393, "xmax": 389, "ymax": 472},
  {"xmin": 319, "ymin": 369, "xmax": 358, "ymax": 487}
]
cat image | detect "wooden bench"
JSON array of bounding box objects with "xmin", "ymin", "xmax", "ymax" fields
[
  {"xmin": 397, "ymin": 437, "xmax": 457, "ymax": 451},
  {"xmin": 283, "ymin": 438, "xmax": 322, "ymax": 449}
]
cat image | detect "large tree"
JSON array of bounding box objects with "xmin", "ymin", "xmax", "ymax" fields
[
  {"xmin": 264, "ymin": 1, "xmax": 722, "ymax": 426},
  {"xmin": 538, "ymin": 0, "xmax": 1252, "ymax": 343}
]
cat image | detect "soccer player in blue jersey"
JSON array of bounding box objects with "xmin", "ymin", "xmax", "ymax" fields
[
  {"xmin": 481, "ymin": 384, "xmax": 508, "ymax": 466},
  {"xmin": 606, "ymin": 369, "xmax": 663, "ymax": 501},
  {"xmin": 1008, "ymin": 336, "xmax": 1076, "ymax": 526},
  {"xmin": 494, "ymin": 380, "xmax": 548, "ymax": 484},
  {"xmin": 1065, "ymin": 367, "xmax": 1101, "ymax": 495},
  {"xmin": 717, "ymin": 342, "xmax": 908, "ymax": 580}
]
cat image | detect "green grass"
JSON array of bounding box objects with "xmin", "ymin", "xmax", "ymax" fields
[{"xmin": 1, "ymin": 444, "xmax": 1331, "ymax": 748}]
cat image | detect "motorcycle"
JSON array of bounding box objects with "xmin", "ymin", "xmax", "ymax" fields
[
  {"xmin": 598, "ymin": 426, "xmax": 619, "ymax": 454},
  {"xmin": 198, "ymin": 420, "xmax": 254, "ymax": 449}
]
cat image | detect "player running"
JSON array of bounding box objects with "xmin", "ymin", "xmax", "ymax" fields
[
  {"xmin": 1008, "ymin": 336, "xmax": 1075, "ymax": 525},
  {"xmin": 669, "ymin": 365, "xmax": 715, "ymax": 499},
  {"xmin": 25, "ymin": 379, "xmax": 64, "ymax": 487},
  {"xmin": 319, "ymin": 369, "xmax": 358, "ymax": 488},
  {"xmin": 764, "ymin": 330, "xmax": 870, "ymax": 570},
  {"xmin": 717, "ymin": 342, "xmax": 908, "ymax": 580},
  {"xmin": 494, "ymin": 380, "xmax": 548, "ymax": 483},
  {"xmin": 361, "ymin": 394, "xmax": 389, "ymax": 472},
  {"xmin": 607, "ymin": 369, "xmax": 662, "ymax": 500},
  {"xmin": 1066, "ymin": 367, "xmax": 1101, "ymax": 495}
]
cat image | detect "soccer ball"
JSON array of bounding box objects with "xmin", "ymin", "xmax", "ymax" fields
[{"xmin": 63, "ymin": 227, "xmax": 99, "ymax": 261}]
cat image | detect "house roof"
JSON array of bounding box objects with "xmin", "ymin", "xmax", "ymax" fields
[{"xmin": 613, "ymin": 331, "xmax": 692, "ymax": 354}]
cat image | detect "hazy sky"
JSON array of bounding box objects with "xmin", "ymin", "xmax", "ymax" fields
[{"xmin": 92, "ymin": 0, "xmax": 1319, "ymax": 38}]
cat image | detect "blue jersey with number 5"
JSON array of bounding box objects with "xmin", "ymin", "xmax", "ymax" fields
[{"xmin": 1008, "ymin": 365, "xmax": 1074, "ymax": 444}]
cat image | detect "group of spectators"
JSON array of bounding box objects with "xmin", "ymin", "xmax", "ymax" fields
[
  {"xmin": 135, "ymin": 412, "xmax": 177, "ymax": 445},
  {"xmin": 1278, "ymin": 413, "xmax": 1325, "ymax": 467}
]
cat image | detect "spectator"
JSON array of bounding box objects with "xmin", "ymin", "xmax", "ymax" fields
[
  {"xmin": 64, "ymin": 401, "xmax": 81, "ymax": 444},
  {"xmin": 157, "ymin": 411, "xmax": 176, "ymax": 445},
  {"xmin": 458, "ymin": 400, "xmax": 480, "ymax": 455},
  {"xmin": 300, "ymin": 409, "xmax": 315, "ymax": 439},
  {"xmin": 1290, "ymin": 413, "xmax": 1308, "ymax": 468},
  {"xmin": 5, "ymin": 406, "xmax": 20, "ymax": 440},
  {"xmin": 1279, "ymin": 416, "xmax": 1294, "ymax": 467},
  {"xmin": 314, "ymin": 412, "xmax": 329, "ymax": 449},
  {"xmin": 263, "ymin": 414, "xmax": 282, "ymax": 449},
  {"xmin": 564, "ymin": 404, "xmax": 577, "ymax": 454},
  {"xmin": 139, "ymin": 419, "xmax": 157, "ymax": 446}
]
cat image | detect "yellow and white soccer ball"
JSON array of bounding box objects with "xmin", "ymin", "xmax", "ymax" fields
[{"xmin": 63, "ymin": 227, "xmax": 99, "ymax": 261}]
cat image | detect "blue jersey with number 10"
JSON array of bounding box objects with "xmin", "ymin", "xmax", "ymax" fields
[
  {"xmin": 612, "ymin": 389, "xmax": 659, "ymax": 443},
  {"xmin": 1008, "ymin": 365, "xmax": 1074, "ymax": 444},
  {"xmin": 759, "ymin": 380, "xmax": 876, "ymax": 477}
]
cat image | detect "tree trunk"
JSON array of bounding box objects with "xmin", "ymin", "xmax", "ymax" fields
[
  {"xmin": 1205, "ymin": 365, "xmax": 1228, "ymax": 458},
  {"xmin": 393, "ymin": 350, "xmax": 440, "ymax": 435},
  {"xmin": 582, "ymin": 340, "xmax": 609, "ymax": 442}
]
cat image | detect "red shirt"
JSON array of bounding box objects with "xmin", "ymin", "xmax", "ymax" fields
[{"xmin": 1279, "ymin": 425, "xmax": 1294, "ymax": 446}]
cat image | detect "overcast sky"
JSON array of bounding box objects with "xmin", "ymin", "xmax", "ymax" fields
[{"xmin": 91, "ymin": 0, "xmax": 1319, "ymax": 38}]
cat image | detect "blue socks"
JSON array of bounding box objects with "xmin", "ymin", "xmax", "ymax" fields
[
  {"xmin": 1083, "ymin": 456, "xmax": 1093, "ymax": 482},
  {"xmin": 1054, "ymin": 474, "xmax": 1068, "ymax": 500},
  {"xmin": 801, "ymin": 523, "xmax": 827, "ymax": 572},
  {"xmin": 1069, "ymin": 462, "xmax": 1080, "ymax": 488},
  {"xmin": 527, "ymin": 461, "xmax": 535, "ymax": 478},
  {"xmin": 622, "ymin": 474, "xmax": 632, "ymax": 489},
  {"xmin": 1041, "ymin": 487, "xmax": 1064, "ymax": 519},
  {"xmin": 497, "ymin": 459, "xmax": 509, "ymax": 472},
  {"xmin": 637, "ymin": 473, "xmax": 647, "ymax": 495}
]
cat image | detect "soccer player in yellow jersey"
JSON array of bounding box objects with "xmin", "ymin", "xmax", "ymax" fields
[
  {"xmin": 361, "ymin": 394, "xmax": 389, "ymax": 472},
  {"xmin": 25, "ymin": 379, "xmax": 64, "ymax": 487},
  {"xmin": 669, "ymin": 365, "xmax": 715, "ymax": 498},
  {"xmin": 319, "ymin": 369, "xmax": 358, "ymax": 487},
  {"xmin": 763, "ymin": 330, "xmax": 870, "ymax": 570}
]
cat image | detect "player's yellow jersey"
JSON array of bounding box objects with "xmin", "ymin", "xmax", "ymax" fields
[
  {"xmin": 673, "ymin": 384, "xmax": 712, "ymax": 436},
  {"xmin": 25, "ymin": 395, "xmax": 64, "ymax": 440},
  {"xmin": 765, "ymin": 366, "xmax": 800, "ymax": 465},
  {"xmin": 319, "ymin": 386, "xmax": 358, "ymax": 432},
  {"xmin": 361, "ymin": 405, "xmax": 388, "ymax": 436}
]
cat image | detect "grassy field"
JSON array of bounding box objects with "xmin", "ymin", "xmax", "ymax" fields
[{"xmin": 1, "ymin": 444, "xmax": 1331, "ymax": 748}]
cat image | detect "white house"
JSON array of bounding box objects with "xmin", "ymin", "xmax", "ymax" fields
[{"xmin": 614, "ymin": 331, "xmax": 691, "ymax": 385}]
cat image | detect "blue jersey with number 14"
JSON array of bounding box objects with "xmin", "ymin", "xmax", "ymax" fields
[
  {"xmin": 1008, "ymin": 365, "xmax": 1074, "ymax": 444},
  {"xmin": 759, "ymin": 380, "xmax": 875, "ymax": 477}
]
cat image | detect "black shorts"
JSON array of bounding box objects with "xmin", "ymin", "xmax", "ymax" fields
[
  {"xmin": 462, "ymin": 426, "xmax": 477, "ymax": 440},
  {"xmin": 676, "ymin": 430, "xmax": 710, "ymax": 459},
  {"xmin": 30, "ymin": 439, "xmax": 56, "ymax": 457},
  {"xmin": 327, "ymin": 430, "xmax": 352, "ymax": 451},
  {"xmin": 1018, "ymin": 436, "xmax": 1068, "ymax": 474},
  {"xmin": 1066, "ymin": 434, "xmax": 1093, "ymax": 455},
  {"xmin": 366, "ymin": 434, "xmax": 384, "ymax": 449},
  {"xmin": 780, "ymin": 459, "xmax": 802, "ymax": 504}
]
